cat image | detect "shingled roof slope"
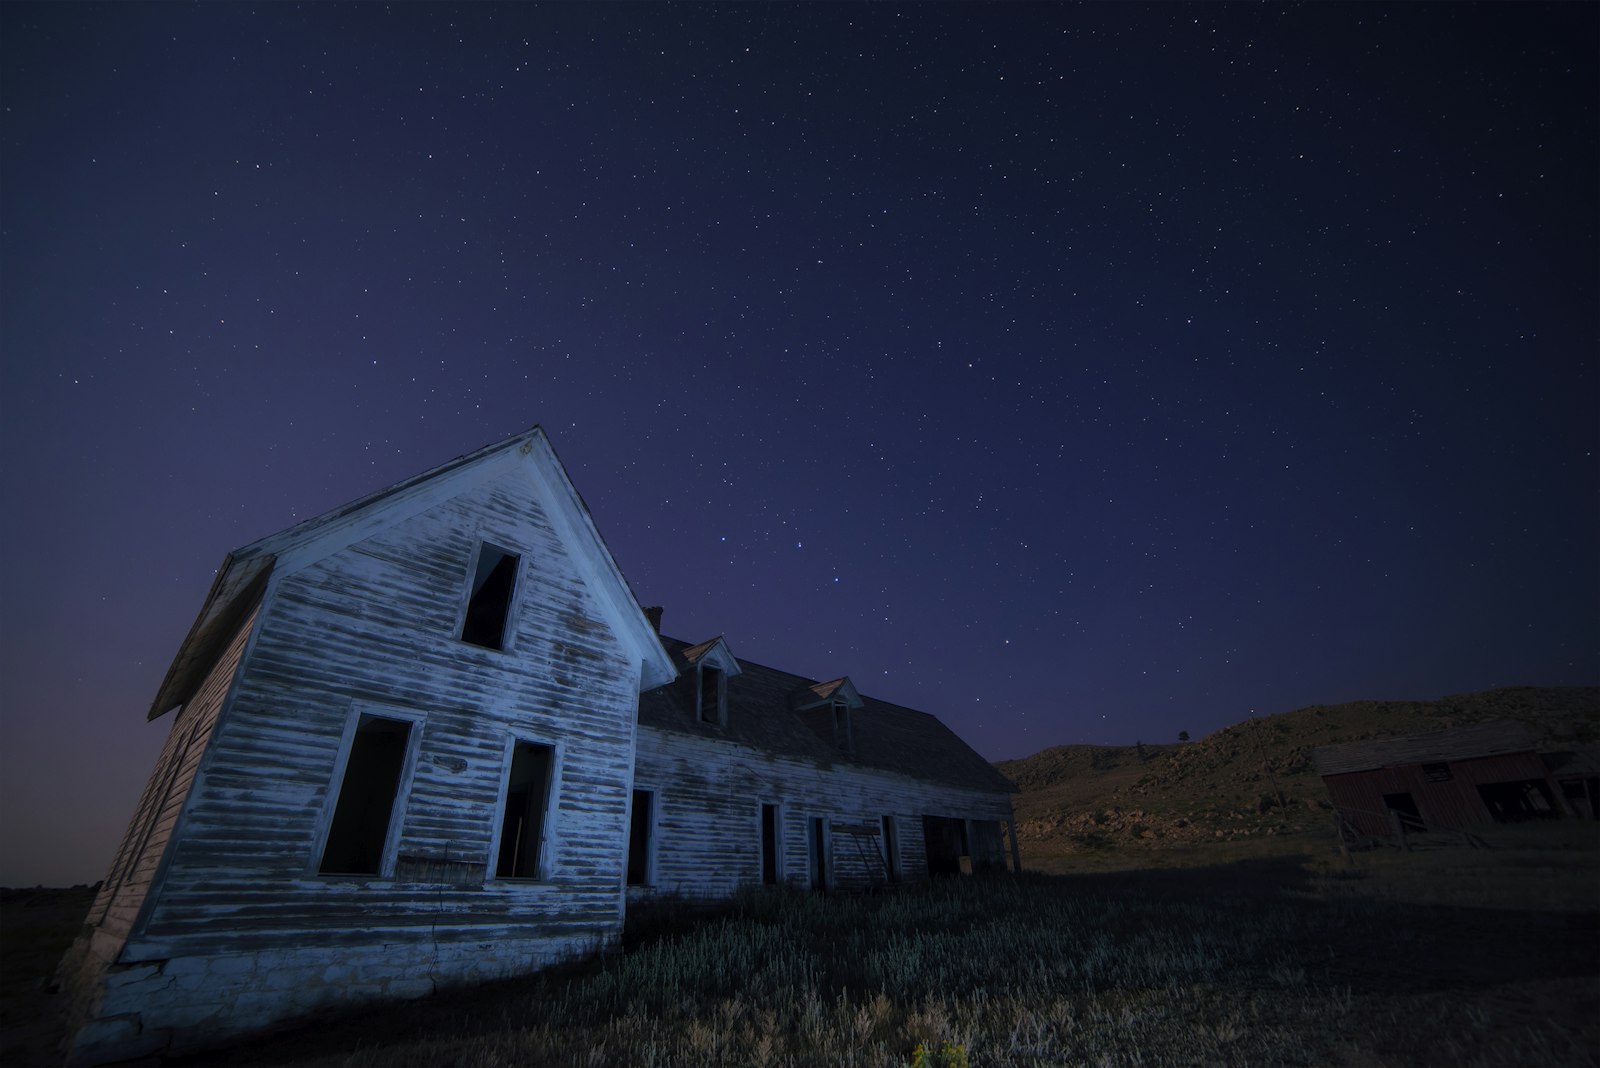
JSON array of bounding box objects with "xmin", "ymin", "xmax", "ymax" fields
[
  {"xmin": 638, "ymin": 637, "xmax": 1016, "ymax": 795},
  {"xmin": 1313, "ymin": 719, "xmax": 1541, "ymax": 776}
]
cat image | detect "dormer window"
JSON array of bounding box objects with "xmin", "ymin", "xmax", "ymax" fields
[
  {"xmin": 698, "ymin": 665, "xmax": 726, "ymax": 726},
  {"xmin": 831, "ymin": 699, "xmax": 854, "ymax": 753},
  {"xmin": 792, "ymin": 676, "xmax": 864, "ymax": 755},
  {"xmin": 680, "ymin": 636, "xmax": 740, "ymax": 728},
  {"xmin": 462, "ymin": 542, "xmax": 520, "ymax": 650}
]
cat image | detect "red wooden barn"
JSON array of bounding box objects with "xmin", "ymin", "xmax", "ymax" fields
[{"xmin": 1313, "ymin": 720, "xmax": 1589, "ymax": 837}]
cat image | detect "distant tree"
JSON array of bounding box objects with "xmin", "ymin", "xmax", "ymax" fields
[{"xmin": 1178, "ymin": 730, "xmax": 1190, "ymax": 743}]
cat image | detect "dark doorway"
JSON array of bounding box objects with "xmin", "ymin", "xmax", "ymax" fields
[
  {"xmin": 496, "ymin": 741, "xmax": 554, "ymax": 878},
  {"xmin": 809, "ymin": 817, "xmax": 828, "ymax": 891},
  {"xmin": 969, "ymin": 820, "xmax": 1006, "ymax": 873},
  {"xmin": 1477, "ymin": 779, "xmax": 1559, "ymax": 821},
  {"xmin": 881, "ymin": 815, "xmax": 899, "ymax": 883},
  {"xmin": 761, "ymin": 803, "xmax": 780, "ymax": 885},
  {"xmin": 922, "ymin": 815, "xmax": 966, "ymax": 877}
]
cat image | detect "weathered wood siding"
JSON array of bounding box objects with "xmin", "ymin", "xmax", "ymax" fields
[
  {"xmin": 122, "ymin": 467, "xmax": 641, "ymax": 963},
  {"xmin": 85, "ymin": 605, "xmax": 259, "ymax": 953},
  {"xmin": 632, "ymin": 725, "xmax": 1014, "ymax": 898}
]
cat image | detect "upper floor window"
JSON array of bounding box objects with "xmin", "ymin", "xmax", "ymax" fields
[
  {"xmin": 681, "ymin": 635, "xmax": 740, "ymax": 727},
  {"xmin": 831, "ymin": 699, "xmax": 854, "ymax": 753},
  {"xmin": 462, "ymin": 542, "xmax": 520, "ymax": 650},
  {"xmin": 699, "ymin": 665, "xmax": 726, "ymax": 726}
]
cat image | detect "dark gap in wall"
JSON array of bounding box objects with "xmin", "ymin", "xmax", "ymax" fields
[
  {"xmin": 761, "ymin": 803, "xmax": 779, "ymax": 885},
  {"xmin": 627, "ymin": 790, "xmax": 652, "ymax": 886},
  {"xmin": 497, "ymin": 741, "xmax": 553, "ymax": 878}
]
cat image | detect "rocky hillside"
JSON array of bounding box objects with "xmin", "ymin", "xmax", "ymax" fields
[{"xmin": 996, "ymin": 686, "xmax": 1600, "ymax": 856}]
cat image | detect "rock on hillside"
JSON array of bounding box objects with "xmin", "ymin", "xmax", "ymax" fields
[{"xmin": 995, "ymin": 686, "xmax": 1600, "ymax": 854}]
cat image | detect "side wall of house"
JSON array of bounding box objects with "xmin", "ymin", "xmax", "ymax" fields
[
  {"xmin": 631, "ymin": 726, "xmax": 1014, "ymax": 898},
  {"xmin": 65, "ymin": 467, "xmax": 644, "ymax": 1065},
  {"xmin": 58, "ymin": 607, "xmax": 260, "ymax": 1053}
]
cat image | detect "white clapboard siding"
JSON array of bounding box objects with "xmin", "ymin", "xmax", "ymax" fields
[
  {"xmin": 121, "ymin": 467, "xmax": 641, "ymax": 964},
  {"xmin": 634, "ymin": 726, "xmax": 1014, "ymax": 898},
  {"xmin": 86, "ymin": 605, "xmax": 260, "ymax": 952}
]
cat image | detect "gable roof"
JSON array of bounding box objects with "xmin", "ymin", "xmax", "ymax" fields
[
  {"xmin": 639, "ymin": 636, "xmax": 1015, "ymax": 796},
  {"xmin": 1312, "ymin": 719, "xmax": 1542, "ymax": 777},
  {"xmin": 793, "ymin": 676, "xmax": 862, "ymax": 710},
  {"xmin": 148, "ymin": 427, "xmax": 676, "ymax": 719}
]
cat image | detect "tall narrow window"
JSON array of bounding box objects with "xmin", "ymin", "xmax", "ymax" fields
[
  {"xmin": 761, "ymin": 803, "xmax": 781, "ymax": 885},
  {"xmin": 462, "ymin": 543, "xmax": 520, "ymax": 650},
  {"xmin": 497, "ymin": 741, "xmax": 554, "ymax": 879},
  {"xmin": 699, "ymin": 665, "xmax": 724, "ymax": 725},
  {"xmin": 320, "ymin": 715, "xmax": 413, "ymax": 875},
  {"xmin": 831, "ymin": 700, "xmax": 853, "ymax": 753},
  {"xmin": 881, "ymin": 815, "xmax": 899, "ymax": 883},
  {"xmin": 627, "ymin": 789, "xmax": 654, "ymax": 886}
]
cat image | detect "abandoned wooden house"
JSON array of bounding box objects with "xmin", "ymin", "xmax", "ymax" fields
[
  {"xmin": 1313, "ymin": 719, "xmax": 1597, "ymax": 837},
  {"xmin": 58, "ymin": 427, "xmax": 1018, "ymax": 1065}
]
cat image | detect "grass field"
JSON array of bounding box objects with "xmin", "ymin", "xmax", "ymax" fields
[{"xmin": 9, "ymin": 823, "xmax": 1594, "ymax": 1068}]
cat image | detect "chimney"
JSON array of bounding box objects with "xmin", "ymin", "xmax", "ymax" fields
[{"xmin": 643, "ymin": 606, "xmax": 663, "ymax": 634}]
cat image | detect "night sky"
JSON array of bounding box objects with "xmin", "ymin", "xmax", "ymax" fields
[{"xmin": 2, "ymin": 3, "xmax": 1595, "ymax": 887}]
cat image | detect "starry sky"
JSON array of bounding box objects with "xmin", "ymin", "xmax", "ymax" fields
[{"xmin": 2, "ymin": 3, "xmax": 1595, "ymax": 887}]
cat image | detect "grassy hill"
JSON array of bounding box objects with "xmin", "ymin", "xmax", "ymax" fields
[{"xmin": 997, "ymin": 685, "xmax": 1600, "ymax": 870}]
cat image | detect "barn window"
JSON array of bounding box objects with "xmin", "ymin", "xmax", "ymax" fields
[
  {"xmin": 760, "ymin": 802, "xmax": 782, "ymax": 885},
  {"xmin": 698, "ymin": 665, "xmax": 726, "ymax": 725},
  {"xmin": 319, "ymin": 714, "xmax": 416, "ymax": 876},
  {"xmin": 461, "ymin": 543, "xmax": 520, "ymax": 650},
  {"xmin": 1421, "ymin": 762, "xmax": 1453, "ymax": 783},
  {"xmin": 496, "ymin": 740, "xmax": 555, "ymax": 879},
  {"xmin": 1476, "ymin": 779, "xmax": 1559, "ymax": 822},
  {"xmin": 627, "ymin": 789, "xmax": 654, "ymax": 886}
]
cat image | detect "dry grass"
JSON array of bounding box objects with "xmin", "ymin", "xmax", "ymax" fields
[{"xmin": 155, "ymin": 824, "xmax": 1599, "ymax": 1068}]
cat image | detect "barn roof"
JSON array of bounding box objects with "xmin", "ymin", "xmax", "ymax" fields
[
  {"xmin": 1312, "ymin": 719, "xmax": 1542, "ymax": 776},
  {"xmin": 148, "ymin": 427, "xmax": 676, "ymax": 719},
  {"xmin": 1542, "ymin": 748, "xmax": 1600, "ymax": 779},
  {"xmin": 639, "ymin": 636, "xmax": 1016, "ymax": 796}
]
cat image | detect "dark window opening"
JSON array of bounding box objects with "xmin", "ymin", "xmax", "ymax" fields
[
  {"xmin": 881, "ymin": 815, "xmax": 899, "ymax": 883},
  {"xmin": 497, "ymin": 741, "xmax": 554, "ymax": 879},
  {"xmin": 1382, "ymin": 791, "xmax": 1426, "ymax": 833},
  {"xmin": 462, "ymin": 544, "xmax": 520, "ymax": 650},
  {"xmin": 699, "ymin": 666, "xmax": 724, "ymax": 724},
  {"xmin": 832, "ymin": 702, "xmax": 854, "ymax": 752},
  {"xmin": 1421, "ymin": 762, "xmax": 1453, "ymax": 783},
  {"xmin": 922, "ymin": 815, "xmax": 966, "ymax": 877},
  {"xmin": 319, "ymin": 715, "xmax": 412, "ymax": 875},
  {"xmin": 627, "ymin": 790, "xmax": 653, "ymax": 886},
  {"xmin": 761, "ymin": 803, "xmax": 780, "ymax": 885},
  {"xmin": 1477, "ymin": 779, "xmax": 1559, "ymax": 822},
  {"xmin": 809, "ymin": 816, "xmax": 828, "ymax": 891}
]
